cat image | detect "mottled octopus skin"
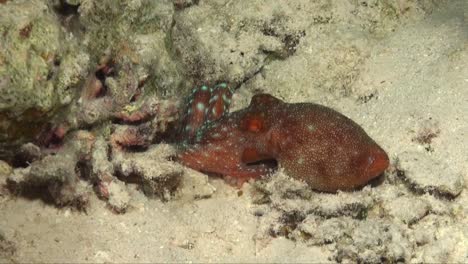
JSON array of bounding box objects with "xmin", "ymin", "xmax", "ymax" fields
[
  {"xmin": 178, "ymin": 90, "xmax": 389, "ymax": 192},
  {"xmin": 179, "ymin": 83, "xmax": 233, "ymax": 142}
]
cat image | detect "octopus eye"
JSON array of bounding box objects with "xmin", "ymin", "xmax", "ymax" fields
[
  {"xmin": 241, "ymin": 114, "xmax": 265, "ymax": 133},
  {"xmin": 246, "ymin": 118, "xmax": 263, "ymax": 132}
]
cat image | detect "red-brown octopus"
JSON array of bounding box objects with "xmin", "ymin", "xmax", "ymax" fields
[{"xmin": 178, "ymin": 83, "xmax": 389, "ymax": 192}]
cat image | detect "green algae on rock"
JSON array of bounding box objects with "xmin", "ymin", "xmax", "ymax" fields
[{"xmin": 0, "ymin": 0, "xmax": 89, "ymax": 157}]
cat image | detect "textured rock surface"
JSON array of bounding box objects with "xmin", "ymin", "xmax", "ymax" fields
[
  {"xmin": 0, "ymin": 230, "xmax": 16, "ymax": 261},
  {"xmin": 74, "ymin": 0, "xmax": 186, "ymax": 99},
  {"xmin": 178, "ymin": 168, "xmax": 216, "ymax": 201},
  {"xmin": 397, "ymin": 151, "xmax": 464, "ymax": 197},
  {"xmin": 0, "ymin": 0, "xmax": 185, "ymax": 158},
  {"xmin": 6, "ymin": 131, "xmax": 95, "ymax": 208},
  {"xmin": 0, "ymin": 0, "xmax": 89, "ymax": 156},
  {"xmin": 113, "ymin": 144, "xmax": 184, "ymax": 200},
  {"xmin": 383, "ymin": 195, "xmax": 431, "ymax": 224}
]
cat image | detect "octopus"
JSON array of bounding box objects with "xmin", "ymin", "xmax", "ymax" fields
[{"xmin": 178, "ymin": 84, "xmax": 389, "ymax": 192}]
